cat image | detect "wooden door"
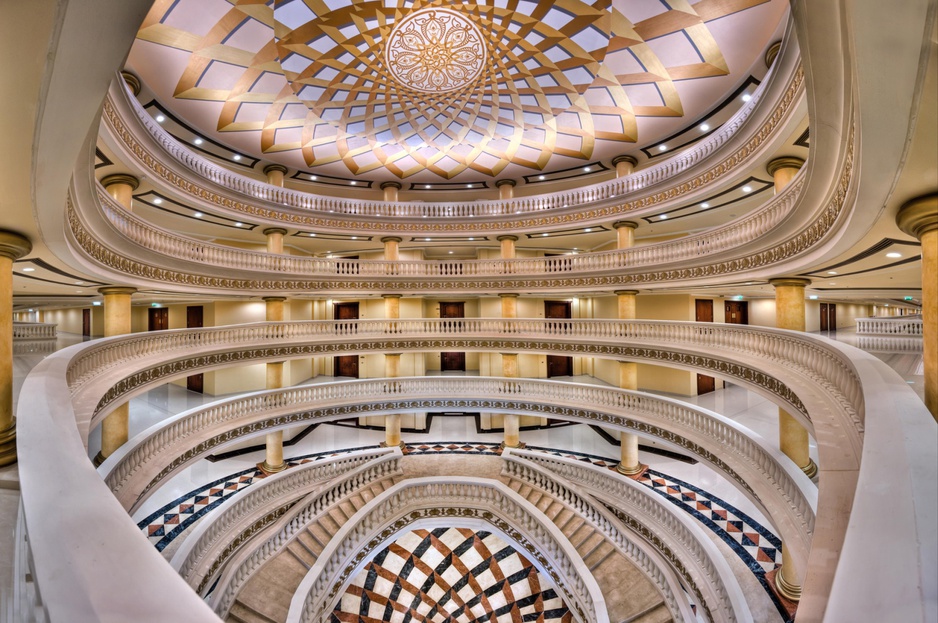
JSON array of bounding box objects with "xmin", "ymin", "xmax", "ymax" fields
[
  {"xmin": 148, "ymin": 307, "xmax": 169, "ymax": 331},
  {"xmin": 724, "ymin": 301, "xmax": 748, "ymax": 325},
  {"xmin": 186, "ymin": 306, "xmax": 204, "ymax": 393},
  {"xmin": 334, "ymin": 302, "xmax": 359, "ymax": 378},
  {"xmin": 440, "ymin": 302, "xmax": 465, "ymax": 371},
  {"xmin": 545, "ymin": 300, "xmax": 573, "ymax": 377},
  {"xmin": 82, "ymin": 308, "xmax": 91, "ymax": 337},
  {"xmin": 695, "ymin": 299, "xmax": 715, "ymax": 394},
  {"xmin": 820, "ymin": 303, "xmax": 829, "ymax": 331},
  {"xmin": 828, "ymin": 304, "xmax": 837, "ymax": 331}
]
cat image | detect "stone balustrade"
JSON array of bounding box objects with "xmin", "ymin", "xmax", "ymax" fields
[
  {"xmin": 14, "ymin": 319, "xmax": 935, "ymax": 622},
  {"xmin": 855, "ymin": 315, "xmax": 923, "ymax": 336},
  {"xmin": 12, "ymin": 322, "xmax": 57, "ymax": 340}
]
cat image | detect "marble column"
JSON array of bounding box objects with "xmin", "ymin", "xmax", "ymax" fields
[
  {"xmin": 897, "ymin": 194, "xmax": 938, "ymax": 419},
  {"xmin": 96, "ymin": 286, "xmax": 137, "ymax": 464},
  {"xmin": 381, "ymin": 181, "xmax": 401, "ymax": 203},
  {"xmin": 383, "ymin": 294, "xmax": 404, "ymax": 448},
  {"xmin": 264, "ymin": 227, "xmax": 287, "ymax": 254},
  {"xmin": 613, "ymin": 220, "xmax": 638, "ymax": 253},
  {"xmin": 264, "ymin": 163, "xmax": 287, "ymax": 188},
  {"xmin": 500, "ymin": 293, "xmax": 521, "ymax": 447},
  {"xmin": 262, "ymin": 296, "xmax": 287, "ymax": 473},
  {"xmin": 0, "ymin": 231, "xmax": 31, "ymax": 466},
  {"xmin": 496, "ymin": 179, "xmax": 515, "ymax": 201},
  {"xmin": 101, "ymin": 173, "xmax": 139, "ymax": 210},
  {"xmin": 766, "ymin": 157, "xmax": 804, "ymax": 193},
  {"xmin": 612, "ymin": 155, "xmax": 637, "ymax": 178},
  {"xmin": 614, "ymin": 290, "xmax": 644, "ymax": 476},
  {"xmin": 382, "ymin": 236, "xmax": 401, "ymax": 261}
]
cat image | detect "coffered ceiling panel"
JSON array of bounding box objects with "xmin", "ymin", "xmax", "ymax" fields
[{"xmin": 128, "ymin": 0, "xmax": 788, "ymax": 182}]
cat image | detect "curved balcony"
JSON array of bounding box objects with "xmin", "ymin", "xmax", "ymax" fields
[
  {"xmin": 16, "ymin": 318, "xmax": 935, "ymax": 622},
  {"xmin": 98, "ymin": 24, "xmax": 804, "ymax": 235}
]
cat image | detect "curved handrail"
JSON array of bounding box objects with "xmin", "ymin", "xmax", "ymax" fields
[
  {"xmin": 281, "ymin": 477, "xmax": 610, "ymax": 623},
  {"xmin": 100, "ymin": 26, "xmax": 802, "ymax": 229},
  {"xmin": 100, "ymin": 376, "xmax": 815, "ymax": 581}
]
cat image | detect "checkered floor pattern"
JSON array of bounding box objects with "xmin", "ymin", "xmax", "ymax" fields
[
  {"xmin": 331, "ymin": 528, "xmax": 573, "ymax": 623},
  {"xmin": 137, "ymin": 440, "xmax": 786, "ymax": 619}
]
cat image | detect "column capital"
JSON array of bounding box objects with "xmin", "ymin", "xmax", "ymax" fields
[
  {"xmin": 614, "ymin": 290, "xmax": 640, "ymax": 296},
  {"xmin": 613, "ymin": 220, "xmax": 639, "ymax": 230},
  {"xmin": 379, "ymin": 181, "xmax": 402, "ymax": 190},
  {"xmin": 768, "ymin": 277, "xmax": 812, "ymax": 289},
  {"xmin": 896, "ymin": 193, "xmax": 938, "ymax": 240},
  {"xmin": 262, "ymin": 227, "xmax": 288, "ymax": 236},
  {"xmin": 496, "ymin": 235, "xmax": 518, "ymax": 242},
  {"xmin": 382, "ymin": 293, "xmax": 402, "ymax": 299},
  {"xmin": 262, "ymin": 163, "xmax": 288, "ymax": 176},
  {"xmin": 100, "ymin": 173, "xmax": 140, "ymax": 191},
  {"xmin": 120, "ymin": 70, "xmax": 141, "ymax": 96},
  {"xmin": 262, "ymin": 296, "xmax": 287, "ymax": 303},
  {"xmin": 498, "ymin": 293, "xmax": 519, "ymax": 298},
  {"xmin": 97, "ymin": 286, "xmax": 137, "ymax": 296},
  {"xmin": 495, "ymin": 179, "xmax": 516, "ymax": 188},
  {"xmin": 0, "ymin": 231, "xmax": 32, "ymax": 261},
  {"xmin": 766, "ymin": 157, "xmax": 805, "ymax": 177},
  {"xmin": 611, "ymin": 155, "xmax": 638, "ymax": 167},
  {"xmin": 380, "ymin": 236, "xmax": 403, "ymax": 243},
  {"xmin": 764, "ymin": 40, "xmax": 782, "ymax": 68}
]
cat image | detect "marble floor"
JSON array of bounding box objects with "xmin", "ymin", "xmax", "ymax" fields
[{"xmin": 3, "ymin": 327, "xmax": 925, "ymax": 623}]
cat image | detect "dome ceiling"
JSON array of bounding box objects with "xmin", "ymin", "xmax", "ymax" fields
[
  {"xmin": 127, "ymin": 0, "xmax": 787, "ymax": 181},
  {"xmin": 332, "ymin": 527, "xmax": 572, "ymax": 622}
]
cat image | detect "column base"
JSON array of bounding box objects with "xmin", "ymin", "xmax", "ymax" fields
[
  {"xmin": 499, "ymin": 441, "xmax": 526, "ymax": 450},
  {"xmin": 615, "ymin": 462, "xmax": 648, "ymax": 479},
  {"xmin": 765, "ymin": 567, "xmax": 801, "ymax": 618},
  {"xmin": 92, "ymin": 451, "xmax": 107, "ymax": 467},
  {"xmin": 258, "ymin": 460, "xmax": 287, "ymax": 475},
  {"xmin": 380, "ymin": 441, "xmax": 407, "ymax": 450},
  {"xmin": 800, "ymin": 458, "xmax": 818, "ymax": 479},
  {"xmin": 0, "ymin": 420, "xmax": 16, "ymax": 467}
]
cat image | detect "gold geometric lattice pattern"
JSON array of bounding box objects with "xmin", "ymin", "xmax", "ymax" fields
[{"xmin": 133, "ymin": 0, "xmax": 774, "ymax": 180}]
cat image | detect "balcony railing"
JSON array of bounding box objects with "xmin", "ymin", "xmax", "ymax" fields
[
  {"xmin": 855, "ymin": 315, "xmax": 923, "ymax": 336},
  {"xmin": 12, "ymin": 322, "xmax": 57, "ymax": 340}
]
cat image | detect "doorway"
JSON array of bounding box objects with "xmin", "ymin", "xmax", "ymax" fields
[
  {"xmin": 333, "ymin": 302, "xmax": 359, "ymax": 378},
  {"xmin": 724, "ymin": 300, "xmax": 749, "ymax": 325},
  {"xmin": 545, "ymin": 300, "xmax": 573, "ymax": 377},
  {"xmin": 820, "ymin": 303, "xmax": 837, "ymax": 332},
  {"xmin": 695, "ymin": 299, "xmax": 715, "ymax": 394},
  {"xmin": 440, "ymin": 301, "xmax": 465, "ymax": 371},
  {"xmin": 82, "ymin": 308, "xmax": 91, "ymax": 337},
  {"xmin": 148, "ymin": 307, "xmax": 169, "ymax": 331},
  {"xmin": 186, "ymin": 306, "xmax": 204, "ymax": 393}
]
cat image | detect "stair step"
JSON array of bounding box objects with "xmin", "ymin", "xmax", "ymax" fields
[
  {"xmin": 561, "ymin": 517, "xmax": 588, "ymax": 540},
  {"xmin": 552, "ymin": 508, "xmax": 576, "ymax": 530},
  {"xmin": 227, "ymin": 598, "xmax": 282, "ymax": 623},
  {"xmin": 584, "ymin": 542, "xmax": 616, "ymax": 571},
  {"xmin": 307, "ymin": 521, "xmax": 333, "ymax": 547},
  {"xmin": 337, "ymin": 499, "xmax": 358, "ymax": 518},
  {"xmin": 574, "ymin": 530, "xmax": 604, "ymax": 552},
  {"xmin": 285, "ymin": 542, "xmax": 315, "ymax": 569},
  {"xmin": 542, "ymin": 500, "xmax": 565, "ymax": 521},
  {"xmin": 297, "ymin": 530, "xmax": 325, "ymax": 556},
  {"xmin": 534, "ymin": 494, "xmax": 555, "ymax": 513},
  {"xmin": 318, "ymin": 513, "xmax": 342, "ymax": 535},
  {"xmin": 526, "ymin": 490, "xmax": 545, "ymax": 507}
]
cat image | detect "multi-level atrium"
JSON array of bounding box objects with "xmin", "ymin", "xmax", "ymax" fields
[{"xmin": 1, "ymin": 1, "xmax": 936, "ymax": 622}]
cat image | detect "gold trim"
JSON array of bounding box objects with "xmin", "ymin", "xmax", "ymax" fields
[
  {"xmin": 97, "ymin": 286, "xmax": 137, "ymax": 296},
  {"xmin": 765, "ymin": 41, "xmax": 782, "ymax": 69},
  {"xmin": 100, "ymin": 173, "xmax": 140, "ymax": 191},
  {"xmin": 896, "ymin": 194, "xmax": 938, "ymax": 239},
  {"xmin": 768, "ymin": 277, "xmax": 812, "ymax": 288},
  {"xmin": 262, "ymin": 164, "xmax": 288, "ymax": 176},
  {"xmin": 0, "ymin": 231, "xmax": 32, "ymax": 261},
  {"xmin": 262, "ymin": 228, "xmax": 288, "ymax": 236},
  {"xmin": 766, "ymin": 157, "xmax": 805, "ymax": 177}
]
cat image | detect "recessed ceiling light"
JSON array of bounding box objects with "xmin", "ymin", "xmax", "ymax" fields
[
  {"xmin": 155, "ymin": 114, "xmax": 165, "ymax": 123},
  {"xmin": 350, "ymin": 180, "xmax": 357, "ymax": 185},
  {"xmin": 234, "ymin": 222, "xmax": 243, "ymax": 227},
  {"xmin": 742, "ymin": 186, "xmax": 753, "ymax": 193},
  {"xmin": 700, "ymin": 123, "xmax": 710, "ymax": 131},
  {"xmin": 468, "ymin": 237, "xmax": 474, "ymax": 241},
  {"xmin": 92, "ymin": 301, "xmax": 101, "ymax": 306},
  {"xmin": 701, "ymin": 202, "xmax": 710, "ymax": 208},
  {"xmin": 829, "ymin": 282, "xmax": 836, "ymax": 285},
  {"xmin": 74, "ymin": 281, "xmax": 83, "ymax": 285},
  {"xmin": 583, "ymin": 167, "xmax": 591, "ymax": 172},
  {"xmin": 658, "ymin": 144, "xmax": 667, "ymax": 151},
  {"xmin": 153, "ymin": 198, "xmax": 162, "ymax": 204},
  {"xmin": 425, "ymin": 185, "xmax": 431, "ymax": 189},
  {"xmin": 538, "ymin": 175, "xmax": 545, "ymax": 180},
  {"xmin": 742, "ymin": 93, "xmax": 752, "ymax": 102},
  {"xmin": 827, "ymin": 271, "xmax": 837, "ymax": 275},
  {"xmin": 886, "ymin": 252, "xmax": 902, "ymax": 258},
  {"xmin": 542, "ymin": 233, "xmax": 548, "ymax": 237},
  {"xmin": 809, "ymin": 295, "xmax": 819, "ymax": 300},
  {"xmin": 233, "ymin": 154, "xmax": 241, "ymax": 161},
  {"xmin": 584, "ymin": 228, "xmax": 592, "ymax": 232},
  {"xmin": 193, "ymin": 138, "xmax": 203, "ymax": 145},
  {"xmin": 448, "ymin": 250, "xmax": 453, "ymax": 254},
  {"xmin": 466, "ymin": 184, "xmax": 473, "ymax": 188},
  {"xmin": 351, "ymin": 236, "xmax": 357, "ymax": 240},
  {"xmin": 309, "ymin": 233, "xmax": 316, "ymax": 237},
  {"xmin": 310, "ymin": 176, "xmax": 317, "ymax": 181},
  {"xmin": 425, "ymin": 238, "xmax": 431, "ymax": 241},
  {"xmin": 21, "ymin": 267, "xmax": 35, "ymax": 272},
  {"xmin": 660, "ymin": 214, "xmax": 668, "ymax": 220},
  {"xmin": 193, "ymin": 212, "xmax": 203, "ymax": 218}
]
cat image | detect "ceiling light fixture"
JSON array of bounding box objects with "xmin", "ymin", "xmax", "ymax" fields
[
  {"xmin": 542, "ymin": 233, "xmax": 548, "ymax": 237},
  {"xmin": 21, "ymin": 267, "xmax": 35, "ymax": 272},
  {"xmin": 351, "ymin": 236, "xmax": 357, "ymax": 240},
  {"xmin": 466, "ymin": 184, "xmax": 473, "ymax": 188},
  {"xmin": 309, "ymin": 233, "xmax": 316, "ymax": 237},
  {"xmin": 448, "ymin": 251, "xmax": 453, "ymax": 254},
  {"xmin": 701, "ymin": 202, "xmax": 710, "ymax": 208},
  {"xmin": 809, "ymin": 295, "xmax": 819, "ymax": 300},
  {"xmin": 310, "ymin": 176, "xmax": 317, "ymax": 181},
  {"xmin": 193, "ymin": 212, "xmax": 203, "ymax": 218},
  {"xmin": 74, "ymin": 281, "xmax": 83, "ymax": 285},
  {"xmin": 700, "ymin": 123, "xmax": 710, "ymax": 131},
  {"xmin": 233, "ymin": 155, "xmax": 241, "ymax": 161},
  {"xmin": 658, "ymin": 144, "xmax": 667, "ymax": 151},
  {"xmin": 583, "ymin": 167, "xmax": 591, "ymax": 172},
  {"xmin": 93, "ymin": 301, "xmax": 102, "ymax": 306},
  {"xmin": 425, "ymin": 238, "xmax": 431, "ymax": 241},
  {"xmin": 742, "ymin": 186, "xmax": 752, "ymax": 193},
  {"xmin": 538, "ymin": 175, "xmax": 545, "ymax": 180},
  {"xmin": 742, "ymin": 93, "xmax": 752, "ymax": 102},
  {"xmin": 827, "ymin": 271, "xmax": 837, "ymax": 275},
  {"xmin": 660, "ymin": 214, "xmax": 668, "ymax": 220},
  {"xmin": 234, "ymin": 222, "xmax": 243, "ymax": 227},
  {"xmin": 350, "ymin": 181, "xmax": 357, "ymax": 185},
  {"xmin": 886, "ymin": 252, "xmax": 902, "ymax": 258},
  {"xmin": 584, "ymin": 228, "xmax": 592, "ymax": 232},
  {"xmin": 153, "ymin": 198, "xmax": 162, "ymax": 204},
  {"xmin": 425, "ymin": 185, "xmax": 431, "ymax": 189},
  {"xmin": 193, "ymin": 138, "xmax": 203, "ymax": 145},
  {"xmin": 155, "ymin": 114, "xmax": 165, "ymax": 123}
]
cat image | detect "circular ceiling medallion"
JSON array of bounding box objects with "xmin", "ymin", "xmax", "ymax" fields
[{"xmin": 386, "ymin": 8, "xmax": 486, "ymax": 93}]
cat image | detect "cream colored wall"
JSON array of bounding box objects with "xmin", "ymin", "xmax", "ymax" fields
[
  {"xmin": 748, "ymin": 299, "xmax": 776, "ymax": 328},
  {"xmin": 91, "ymin": 307, "xmax": 104, "ymax": 337},
  {"xmin": 40, "ymin": 307, "xmax": 84, "ymax": 334}
]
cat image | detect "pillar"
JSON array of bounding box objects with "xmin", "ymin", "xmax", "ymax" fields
[
  {"xmin": 766, "ymin": 157, "xmax": 805, "ymax": 194},
  {"xmin": 768, "ymin": 277, "xmax": 813, "ymax": 603},
  {"xmin": 897, "ymin": 194, "xmax": 938, "ymax": 420},
  {"xmin": 612, "ymin": 155, "xmax": 637, "ymax": 178},
  {"xmin": 499, "ymin": 293, "xmax": 522, "ymax": 448},
  {"xmin": 264, "ymin": 228, "xmax": 287, "ymax": 254},
  {"xmin": 96, "ymin": 286, "xmax": 137, "ymax": 465},
  {"xmin": 614, "ymin": 290, "xmax": 644, "ymax": 476},
  {"xmin": 0, "ymin": 231, "xmax": 31, "ymax": 466},
  {"xmin": 383, "ymin": 294, "xmax": 405, "ymax": 448},
  {"xmin": 262, "ymin": 296, "xmax": 287, "ymax": 473},
  {"xmin": 613, "ymin": 221, "xmax": 638, "ymax": 252},
  {"xmin": 764, "ymin": 40, "xmax": 782, "ymax": 69},
  {"xmin": 101, "ymin": 173, "xmax": 139, "ymax": 210},
  {"xmin": 496, "ymin": 179, "xmax": 515, "ymax": 200},
  {"xmin": 382, "ymin": 236, "xmax": 401, "ymax": 261},
  {"xmin": 264, "ymin": 163, "xmax": 287, "ymax": 187},
  {"xmin": 381, "ymin": 181, "xmax": 401, "ymax": 203},
  {"xmin": 498, "ymin": 234, "xmax": 517, "ymax": 260}
]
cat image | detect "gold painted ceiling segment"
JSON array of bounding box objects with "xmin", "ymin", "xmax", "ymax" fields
[{"xmin": 135, "ymin": 0, "xmax": 776, "ymax": 179}]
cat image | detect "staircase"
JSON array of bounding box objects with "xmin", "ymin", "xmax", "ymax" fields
[
  {"xmin": 505, "ymin": 478, "xmax": 673, "ymax": 623},
  {"xmin": 225, "ymin": 476, "xmax": 400, "ymax": 623}
]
